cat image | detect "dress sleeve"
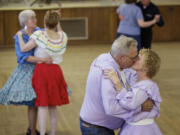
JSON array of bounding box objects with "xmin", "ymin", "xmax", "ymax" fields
[
  {"xmin": 30, "ymin": 30, "xmax": 40, "ymax": 41},
  {"xmin": 116, "ymin": 82, "xmax": 162, "ymax": 111},
  {"xmin": 14, "ymin": 34, "xmax": 34, "ymax": 64},
  {"xmin": 130, "ymin": 102, "xmax": 160, "ymax": 122},
  {"xmin": 30, "ymin": 30, "xmax": 47, "ymax": 50},
  {"xmin": 58, "ymin": 32, "xmax": 68, "ymax": 55},
  {"xmin": 117, "ymin": 88, "xmax": 149, "ymax": 110},
  {"xmin": 117, "ymin": 5, "xmax": 122, "ymax": 14},
  {"xmin": 136, "ymin": 7, "xmax": 144, "ymax": 20}
]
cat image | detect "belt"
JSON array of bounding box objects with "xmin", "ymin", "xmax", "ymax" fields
[
  {"xmin": 80, "ymin": 118, "xmax": 109, "ymax": 130},
  {"xmin": 127, "ymin": 118, "xmax": 154, "ymax": 126}
]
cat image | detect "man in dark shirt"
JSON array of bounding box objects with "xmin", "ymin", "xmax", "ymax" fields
[{"xmin": 137, "ymin": 0, "xmax": 164, "ymax": 49}]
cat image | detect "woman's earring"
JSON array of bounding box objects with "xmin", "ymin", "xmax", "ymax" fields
[{"xmin": 24, "ymin": 25, "xmax": 27, "ymax": 30}]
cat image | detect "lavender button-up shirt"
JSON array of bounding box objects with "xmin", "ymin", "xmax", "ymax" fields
[{"xmin": 80, "ymin": 53, "xmax": 139, "ymax": 130}]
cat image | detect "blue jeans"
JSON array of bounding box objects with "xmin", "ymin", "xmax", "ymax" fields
[
  {"xmin": 116, "ymin": 33, "xmax": 141, "ymax": 51},
  {"xmin": 80, "ymin": 119, "xmax": 115, "ymax": 135}
]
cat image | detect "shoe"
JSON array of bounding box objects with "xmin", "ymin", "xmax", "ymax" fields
[
  {"xmin": 36, "ymin": 130, "xmax": 48, "ymax": 135},
  {"xmin": 26, "ymin": 128, "xmax": 48, "ymax": 135},
  {"xmin": 26, "ymin": 128, "xmax": 31, "ymax": 135}
]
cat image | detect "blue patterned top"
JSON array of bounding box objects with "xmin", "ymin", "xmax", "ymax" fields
[{"xmin": 14, "ymin": 27, "xmax": 40, "ymax": 64}]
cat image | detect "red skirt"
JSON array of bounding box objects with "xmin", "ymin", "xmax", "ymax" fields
[{"xmin": 32, "ymin": 63, "xmax": 69, "ymax": 106}]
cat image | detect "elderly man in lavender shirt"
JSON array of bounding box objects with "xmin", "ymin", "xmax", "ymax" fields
[{"xmin": 80, "ymin": 35, "xmax": 153, "ymax": 135}]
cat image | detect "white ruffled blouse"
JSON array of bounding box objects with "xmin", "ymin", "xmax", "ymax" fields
[{"xmin": 31, "ymin": 30, "xmax": 68, "ymax": 64}]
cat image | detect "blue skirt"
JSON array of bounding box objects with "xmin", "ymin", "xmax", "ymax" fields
[{"xmin": 0, "ymin": 64, "xmax": 36, "ymax": 106}]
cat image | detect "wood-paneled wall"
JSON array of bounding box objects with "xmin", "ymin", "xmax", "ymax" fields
[
  {"xmin": 0, "ymin": 12, "xmax": 4, "ymax": 45},
  {"xmin": 0, "ymin": 5, "xmax": 180, "ymax": 47},
  {"xmin": 62, "ymin": 7, "xmax": 118, "ymax": 45},
  {"xmin": 153, "ymin": 6, "xmax": 180, "ymax": 41}
]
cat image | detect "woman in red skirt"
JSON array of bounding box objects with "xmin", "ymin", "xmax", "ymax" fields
[{"xmin": 17, "ymin": 10, "xmax": 69, "ymax": 135}]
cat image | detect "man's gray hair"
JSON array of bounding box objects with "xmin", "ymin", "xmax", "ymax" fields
[
  {"xmin": 111, "ymin": 35, "xmax": 137, "ymax": 57},
  {"xmin": 18, "ymin": 10, "xmax": 36, "ymax": 27}
]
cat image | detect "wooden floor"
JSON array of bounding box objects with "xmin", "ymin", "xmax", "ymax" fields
[{"xmin": 0, "ymin": 42, "xmax": 180, "ymax": 135}]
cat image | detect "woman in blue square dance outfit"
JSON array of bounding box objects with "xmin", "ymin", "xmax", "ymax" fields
[
  {"xmin": 0, "ymin": 10, "xmax": 52, "ymax": 135},
  {"xmin": 116, "ymin": 0, "xmax": 160, "ymax": 51},
  {"xmin": 17, "ymin": 10, "xmax": 70, "ymax": 135},
  {"xmin": 104, "ymin": 49, "xmax": 162, "ymax": 135}
]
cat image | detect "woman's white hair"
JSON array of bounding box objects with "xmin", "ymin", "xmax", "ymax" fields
[
  {"xmin": 111, "ymin": 35, "xmax": 137, "ymax": 57},
  {"xmin": 18, "ymin": 10, "xmax": 36, "ymax": 27}
]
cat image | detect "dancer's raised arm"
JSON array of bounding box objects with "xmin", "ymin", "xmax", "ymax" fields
[{"xmin": 17, "ymin": 31, "xmax": 37, "ymax": 52}]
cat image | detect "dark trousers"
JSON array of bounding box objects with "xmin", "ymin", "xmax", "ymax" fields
[
  {"xmin": 141, "ymin": 30, "xmax": 152, "ymax": 49},
  {"xmin": 80, "ymin": 118, "xmax": 115, "ymax": 135}
]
